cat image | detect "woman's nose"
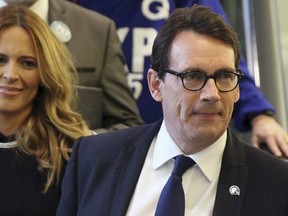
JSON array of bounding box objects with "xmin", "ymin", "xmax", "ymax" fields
[{"xmin": 1, "ymin": 63, "xmax": 19, "ymax": 81}]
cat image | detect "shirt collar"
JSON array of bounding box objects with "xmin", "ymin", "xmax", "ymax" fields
[
  {"xmin": 0, "ymin": 0, "xmax": 6, "ymax": 7},
  {"xmin": 153, "ymin": 122, "xmax": 183, "ymax": 170},
  {"xmin": 153, "ymin": 121, "xmax": 227, "ymax": 182},
  {"xmin": 29, "ymin": 0, "xmax": 49, "ymax": 23}
]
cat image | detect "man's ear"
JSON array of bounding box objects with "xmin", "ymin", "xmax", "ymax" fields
[
  {"xmin": 147, "ymin": 69, "xmax": 163, "ymax": 102},
  {"xmin": 234, "ymin": 86, "xmax": 240, "ymax": 103}
]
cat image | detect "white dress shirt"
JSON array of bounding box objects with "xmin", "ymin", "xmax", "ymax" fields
[
  {"xmin": 0, "ymin": 0, "xmax": 6, "ymax": 7},
  {"xmin": 126, "ymin": 121, "xmax": 226, "ymax": 216}
]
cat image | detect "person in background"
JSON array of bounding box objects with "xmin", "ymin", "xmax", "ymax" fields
[
  {"xmin": 1, "ymin": 0, "xmax": 144, "ymax": 134},
  {"xmin": 0, "ymin": 5, "xmax": 90, "ymax": 215},
  {"xmin": 57, "ymin": 6, "xmax": 288, "ymax": 216},
  {"xmin": 70, "ymin": 0, "xmax": 288, "ymax": 157}
]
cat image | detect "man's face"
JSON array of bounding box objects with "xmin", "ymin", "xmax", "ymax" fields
[
  {"xmin": 148, "ymin": 31, "xmax": 239, "ymax": 154},
  {"xmin": 4, "ymin": 0, "xmax": 37, "ymax": 6}
]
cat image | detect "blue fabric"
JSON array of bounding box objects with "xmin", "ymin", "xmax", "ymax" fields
[
  {"xmin": 74, "ymin": 0, "xmax": 275, "ymax": 131},
  {"xmin": 155, "ymin": 156, "xmax": 195, "ymax": 216}
]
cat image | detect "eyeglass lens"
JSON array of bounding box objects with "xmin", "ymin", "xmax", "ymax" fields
[{"xmin": 183, "ymin": 71, "xmax": 238, "ymax": 91}]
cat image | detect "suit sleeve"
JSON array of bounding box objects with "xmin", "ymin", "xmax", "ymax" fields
[
  {"xmin": 60, "ymin": 2, "xmax": 144, "ymax": 133},
  {"xmin": 178, "ymin": 0, "xmax": 275, "ymax": 131},
  {"xmin": 95, "ymin": 20, "xmax": 144, "ymax": 133}
]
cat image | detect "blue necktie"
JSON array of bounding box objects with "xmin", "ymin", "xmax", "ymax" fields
[{"xmin": 155, "ymin": 155, "xmax": 195, "ymax": 216}]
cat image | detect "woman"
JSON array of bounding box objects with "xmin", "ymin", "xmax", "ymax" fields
[{"xmin": 0, "ymin": 5, "xmax": 90, "ymax": 215}]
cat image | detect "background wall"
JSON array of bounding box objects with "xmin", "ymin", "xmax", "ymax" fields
[
  {"xmin": 253, "ymin": 0, "xmax": 287, "ymax": 130},
  {"xmin": 221, "ymin": 0, "xmax": 288, "ymax": 132}
]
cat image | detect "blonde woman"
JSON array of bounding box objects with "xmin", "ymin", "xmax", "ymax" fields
[{"xmin": 0, "ymin": 5, "xmax": 90, "ymax": 215}]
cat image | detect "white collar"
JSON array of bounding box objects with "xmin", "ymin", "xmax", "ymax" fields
[
  {"xmin": 29, "ymin": 0, "xmax": 49, "ymax": 23},
  {"xmin": 153, "ymin": 121, "xmax": 227, "ymax": 182},
  {"xmin": 0, "ymin": 0, "xmax": 6, "ymax": 7}
]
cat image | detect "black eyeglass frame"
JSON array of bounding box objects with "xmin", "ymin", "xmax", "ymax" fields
[{"xmin": 162, "ymin": 67, "xmax": 244, "ymax": 92}]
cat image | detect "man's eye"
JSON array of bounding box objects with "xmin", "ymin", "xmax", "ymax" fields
[
  {"xmin": 217, "ymin": 72, "xmax": 234, "ymax": 80},
  {"xmin": 185, "ymin": 72, "xmax": 204, "ymax": 81}
]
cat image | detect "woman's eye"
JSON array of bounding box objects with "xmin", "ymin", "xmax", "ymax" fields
[
  {"xmin": 21, "ymin": 59, "xmax": 37, "ymax": 69},
  {"xmin": 0, "ymin": 56, "xmax": 7, "ymax": 65}
]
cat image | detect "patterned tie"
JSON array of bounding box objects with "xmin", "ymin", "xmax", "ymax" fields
[{"xmin": 155, "ymin": 155, "xmax": 195, "ymax": 216}]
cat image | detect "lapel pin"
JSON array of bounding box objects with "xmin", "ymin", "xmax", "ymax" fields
[
  {"xmin": 50, "ymin": 21, "xmax": 72, "ymax": 43},
  {"xmin": 229, "ymin": 185, "xmax": 240, "ymax": 196}
]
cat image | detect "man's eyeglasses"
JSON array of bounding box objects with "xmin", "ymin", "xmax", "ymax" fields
[{"xmin": 162, "ymin": 68, "xmax": 244, "ymax": 92}]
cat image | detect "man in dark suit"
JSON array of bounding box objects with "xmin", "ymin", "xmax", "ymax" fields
[
  {"xmin": 2, "ymin": 0, "xmax": 143, "ymax": 133},
  {"xmin": 72, "ymin": 0, "xmax": 288, "ymax": 158},
  {"xmin": 57, "ymin": 5, "xmax": 288, "ymax": 216}
]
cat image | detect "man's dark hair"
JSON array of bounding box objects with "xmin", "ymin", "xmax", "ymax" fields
[{"xmin": 151, "ymin": 5, "xmax": 241, "ymax": 79}]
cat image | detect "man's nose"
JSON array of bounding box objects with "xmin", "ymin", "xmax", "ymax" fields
[{"xmin": 199, "ymin": 78, "xmax": 220, "ymax": 102}]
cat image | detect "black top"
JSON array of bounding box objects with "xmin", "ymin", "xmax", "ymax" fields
[{"xmin": 0, "ymin": 134, "xmax": 66, "ymax": 216}]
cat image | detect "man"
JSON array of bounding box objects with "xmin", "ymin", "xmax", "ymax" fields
[
  {"xmin": 72, "ymin": 0, "xmax": 288, "ymax": 157},
  {"xmin": 1, "ymin": 0, "xmax": 143, "ymax": 133},
  {"xmin": 57, "ymin": 5, "xmax": 288, "ymax": 216}
]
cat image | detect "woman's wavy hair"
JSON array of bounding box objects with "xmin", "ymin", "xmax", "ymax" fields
[
  {"xmin": 151, "ymin": 5, "xmax": 241, "ymax": 79},
  {"xmin": 0, "ymin": 5, "xmax": 89, "ymax": 192}
]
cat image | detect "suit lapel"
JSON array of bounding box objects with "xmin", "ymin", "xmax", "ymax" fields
[
  {"xmin": 48, "ymin": 0, "xmax": 74, "ymax": 31},
  {"xmin": 213, "ymin": 129, "xmax": 249, "ymax": 216},
  {"xmin": 105, "ymin": 120, "xmax": 163, "ymax": 215},
  {"xmin": 48, "ymin": 0, "xmax": 63, "ymax": 22}
]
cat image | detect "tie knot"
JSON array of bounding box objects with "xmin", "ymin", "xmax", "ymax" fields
[{"xmin": 172, "ymin": 155, "xmax": 195, "ymax": 177}]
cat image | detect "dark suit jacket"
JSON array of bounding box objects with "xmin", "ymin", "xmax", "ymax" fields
[
  {"xmin": 57, "ymin": 120, "xmax": 288, "ymax": 216},
  {"xmin": 49, "ymin": 0, "xmax": 143, "ymax": 132}
]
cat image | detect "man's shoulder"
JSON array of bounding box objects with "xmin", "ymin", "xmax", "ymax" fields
[
  {"xmin": 228, "ymin": 129, "xmax": 288, "ymax": 173},
  {"xmin": 86, "ymin": 121, "xmax": 161, "ymax": 142},
  {"xmin": 70, "ymin": 121, "xmax": 161, "ymax": 169},
  {"xmin": 75, "ymin": 120, "xmax": 162, "ymax": 151},
  {"xmin": 244, "ymin": 143, "xmax": 288, "ymax": 175}
]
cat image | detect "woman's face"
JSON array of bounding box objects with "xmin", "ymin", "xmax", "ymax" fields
[{"xmin": 0, "ymin": 26, "xmax": 40, "ymax": 118}]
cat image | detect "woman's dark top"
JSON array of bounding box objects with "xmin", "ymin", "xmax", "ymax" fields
[{"xmin": 0, "ymin": 133, "xmax": 67, "ymax": 216}]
